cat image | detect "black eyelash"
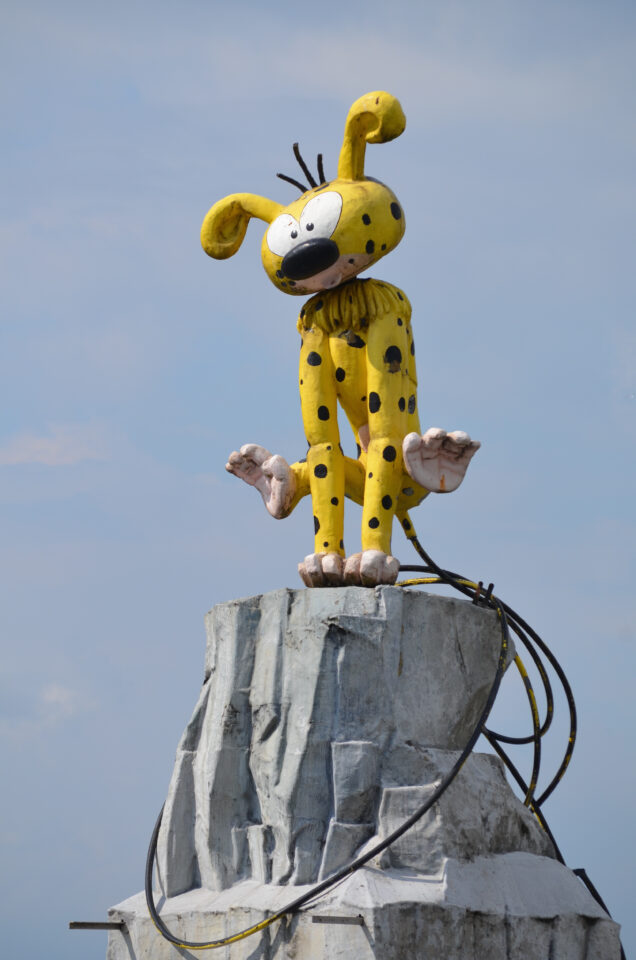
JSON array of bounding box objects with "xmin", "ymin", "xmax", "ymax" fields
[
  {"xmin": 276, "ymin": 172, "xmax": 307, "ymax": 192},
  {"xmin": 293, "ymin": 142, "xmax": 317, "ymax": 188},
  {"xmin": 317, "ymin": 153, "xmax": 325, "ymax": 184},
  {"xmin": 276, "ymin": 143, "xmax": 328, "ymax": 193}
]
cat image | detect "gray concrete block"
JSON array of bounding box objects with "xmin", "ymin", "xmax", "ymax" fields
[{"xmin": 108, "ymin": 587, "xmax": 621, "ymax": 959}]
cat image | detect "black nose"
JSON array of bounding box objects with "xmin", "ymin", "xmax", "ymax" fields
[{"xmin": 281, "ymin": 239, "xmax": 340, "ymax": 280}]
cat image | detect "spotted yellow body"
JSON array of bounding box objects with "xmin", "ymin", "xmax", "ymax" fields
[
  {"xmin": 201, "ymin": 91, "xmax": 479, "ymax": 585},
  {"xmin": 291, "ymin": 278, "xmax": 427, "ymax": 556}
]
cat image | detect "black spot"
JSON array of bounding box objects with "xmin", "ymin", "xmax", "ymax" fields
[
  {"xmin": 314, "ymin": 516, "xmax": 320, "ymax": 533},
  {"xmin": 369, "ymin": 392, "xmax": 381, "ymax": 413},
  {"xmin": 368, "ymin": 517, "xmax": 380, "ymax": 529},
  {"xmin": 340, "ymin": 539, "xmax": 344, "ymax": 549},
  {"xmin": 341, "ymin": 331, "xmax": 365, "ymax": 348},
  {"xmin": 300, "ymin": 307, "xmax": 306, "ymax": 317},
  {"xmin": 397, "ymin": 317, "xmax": 403, "ymax": 325},
  {"xmin": 381, "ymin": 243, "xmax": 386, "ymax": 250},
  {"xmin": 315, "ymin": 299, "xmax": 324, "ymax": 310},
  {"xmin": 335, "ymin": 367, "xmax": 345, "ymax": 382},
  {"xmin": 402, "ymin": 487, "xmax": 414, "ymax": 496},
  {"xmin": 402, "ymin": 518, "xmax": 411, "ymax": 531},
  {"xmin": 383, "ymin": 445, "xmax": 396, "ymax": 462},
  {"xmin": 327, "ymin": 445, "xmax": 331, "ymax": 451},
  {"xmin": 368, "ymin": 472, "xmax": 373, "ymax": 478},
  {"xmin": 349, "ymin": 295, "xmax": 353, "ymax": 303},
  {"xmin": 331, "ymin": 497, "xmax": 339, "ymax": 505},
  {"xmin": 348, "ymin": 258, "xmax": 355, "ymax": 264},
  {"xmin": 318, "ymin": 405, "xmax": 330, "ymax": 421},
  {"xmin": 390, "ymin": 202, "xmax": 402, "ymax": 220},
  {"xmin": 362, "ymin": 213, "xmax": 371, "ymax": 225},
  {"xmin": 410, "ymin": 341, "xmax": 415, "ymax": 356},
  {"xmin": 359, "ymin": 316, "xmax": 368, "ymax": 328},
  {"xmin": 314, "ymin": 464, "xmax": 328, "ymax": 478},
  {"xmin": 397, "ymin": 291, "xmax": 404, "ymax": 301},
  {"xmin": 398, "ymin": 397, "xmax": 405, "ymax": 411},
  {"xmin": 408, "ymin": 395, "xmax": 416, "ymax": 414},
  {"xmin": 300, "ymin": 379, "xmax": 303, "ymax": 385},
  {"xmin": 276, "ymin": 269, "xmax": 284, "ymax": 278},
  {"xmin": 281, "ymin": 282, "xmax": 287, "ymax": 287},
  {"xmin": 323, "ymin": 541, "xmax": 329, "ymax": 548},
  {"xmin": 366, "ymin": 240, "xmax": 375, "ymax": 254},
  {"xmin": 356, "ymin": 443, "xmax": 362, "ymax": 458},
  {"xmin": 384, "ymin": 345, "xmax": 402, "ymax": 372},
  {"xmin": 307, "ymin": 351, "xmax": 322, "ymax": 366},
  {"xmin": 361, "ymin": 395, "xmax": 366, "ymax": 402},
  {"xmin": 382, "ymin": 495, "xmax": 393, "ymax": 509}
]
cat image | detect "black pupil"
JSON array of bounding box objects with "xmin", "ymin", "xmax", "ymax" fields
[
  {"xmin": 306, "ymin": 223, "xmax": 314, "ymax": 231},
  {"xmin": 291, "ymin": 230, "xmax": 298, "ymax": 238}
]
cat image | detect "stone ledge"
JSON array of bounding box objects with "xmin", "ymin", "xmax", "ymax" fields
[{"xmin": 107, "ymin": 853, "xmax": 621, "ymax": 960}]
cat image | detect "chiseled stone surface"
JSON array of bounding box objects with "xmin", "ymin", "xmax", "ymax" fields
[
  {"xmin": 108, "ymin": 855, "xmax": 621, "ymax": 960},
  {"xmin": 157, "ymin": 586, "xmax": 517, "ymax": 894},
  {"xmin": 108, "ymin": 587, "xmax": 622, "ymax": 959}
]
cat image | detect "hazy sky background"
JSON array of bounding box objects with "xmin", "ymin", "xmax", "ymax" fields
[{"xmin": 1, "ymin": 1, "xmax": 634, "ymax": 957}]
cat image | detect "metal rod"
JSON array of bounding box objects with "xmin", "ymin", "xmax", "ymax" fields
[
  {"xmin": 311, "ymin": 915, "xmax": 364, "ymax": 925},
  {"xmin": 69, "ymin": 921, "xmax": 127, "ymax": 931}
]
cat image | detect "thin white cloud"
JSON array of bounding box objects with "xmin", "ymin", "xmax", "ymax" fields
[
  {"xmin": 40, "ymin": 683, "xmax": 84, "ymax": 722},
  {"xmin": 6, "ymin": 2, "xmax": 636, "ymax": 132},
  {"xmin": 0, "ymin": 424, "xmax": 109, "ymax": 466},
  {"xmin": 0, "ymin": 680, "xmax": 94, "ymax": 740}
]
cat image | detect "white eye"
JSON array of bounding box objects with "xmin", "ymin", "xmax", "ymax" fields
[
  {"xmin": 299, "ymin": 191, "xmax": 342, "ymax": 239},
  {"xmin": 266, "ymin": 214, "xmax": 301, "ymax": 257}
]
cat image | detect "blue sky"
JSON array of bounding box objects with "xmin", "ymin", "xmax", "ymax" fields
[{"xmin": 1, "ymin": 1, "xmax": 634, "ymax": 957}]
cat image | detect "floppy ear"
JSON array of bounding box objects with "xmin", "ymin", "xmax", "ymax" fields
[
  {"xmin": 200, "ymin": 193, "xmax": 284, "ymax": 259},
  {"xmin": 337, "ymin": 91, "xmax": 406, "ymax": 181}
]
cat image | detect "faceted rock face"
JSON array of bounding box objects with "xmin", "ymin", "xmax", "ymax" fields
[
  {"xmin": 155, "ymin": 586, "xmax": 539, "ymax": 896},
  {"xmin": 107, "ymin": 587, "xmax": 622, "ymax": 960}
]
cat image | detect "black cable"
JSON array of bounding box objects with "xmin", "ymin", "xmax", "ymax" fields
[
  {"xmin": 144, "ymin": 535, "xmax": 623, "ymax": 956},
  {"xmin": 144, "ymin": 570, "xmax": 510, "ymax": 949},
  {"xmin": 400, "ymin": 533, "xmax": 624, "ymax": 958}
]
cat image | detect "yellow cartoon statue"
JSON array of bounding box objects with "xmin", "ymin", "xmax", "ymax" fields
[{"xmin": 201, "ymin": 92, "xmax": 479, "ymax": 587}]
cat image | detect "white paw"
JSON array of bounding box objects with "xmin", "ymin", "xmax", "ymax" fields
[
  {"xmin": 298, "ymin": 552, "xmax": 345, "ymax": 587},
  {"xmin": 226, "ymin": 443, "xmax": 296, "ymax": 518},
  {"xmin": 343, "ymin": 550, "xmax": 400, "ymax": 586},
  {"xmin": 403, "ymin": 428, "xmax": 480, "ymax": 493}
]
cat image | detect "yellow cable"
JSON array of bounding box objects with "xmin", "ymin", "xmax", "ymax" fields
[
  {"xmin": 512, "ymin": 654, "xmax": 541, "ymax": 805},
  {"xmin": 150, "ymin": 911, "xmax": 284, "ymax": 951}
]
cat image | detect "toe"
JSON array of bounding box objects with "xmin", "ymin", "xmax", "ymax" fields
[
  {"xmin": 382, "ymin": 555, "xmax": 400, "ymax": 584},
  {"xmin": 359, "ymin": 550, "xmax": 399, "ymax": 586},
  {"xmin": 344, "ymin": 553, "xmax": 362, "ymax": 585},
  {"xmin": 323, "ymin": 553, "xmax": 345, "ymax": 585},
  {"xmin": 226, "ymin": 450, "xmax": 243, "ymax": 473},
  {"xmin": 240, "ymin": 443, "xmax": 271, "ymax": 464},
  {"xmin": 421, "ymin": 427, "xmax": 447, "ymax": 451},
  {"xmin": 299, "ymin": 553, "xmax": 327, "ymax": 587},
  {"xmin": 298, "ymin": 561, "xmax": 313, "ymax": 587}
]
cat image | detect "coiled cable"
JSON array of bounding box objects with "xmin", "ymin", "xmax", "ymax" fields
[{"xmin": 144, "ymin": 525, "xmax": 624, "ymax": 957}]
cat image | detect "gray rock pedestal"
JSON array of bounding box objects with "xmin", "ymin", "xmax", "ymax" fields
[{"xmin": 107, "ymin": 587, "xmax": 621, "ymax": 959}]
